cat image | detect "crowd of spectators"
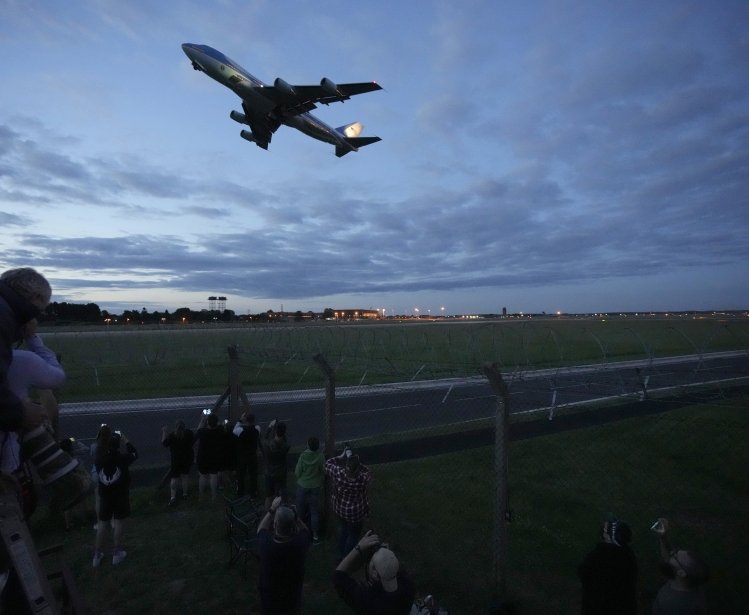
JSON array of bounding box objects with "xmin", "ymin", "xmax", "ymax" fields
[{"xmin": 0, "ymin": 267, "xmax": 714, "ymax": 614}]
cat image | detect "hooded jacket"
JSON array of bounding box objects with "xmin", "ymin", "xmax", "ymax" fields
[
  {"xmin": 0, "ymin": 281, "xmax": 43, "ymax": 431},
  {"xmin": 294, "ymin": 448, "xmax": 324, "ymax": 489}
]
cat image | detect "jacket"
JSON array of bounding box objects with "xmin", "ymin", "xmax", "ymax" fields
[
  {"xmin": 0, "ymin": 281, "xmax": 42, "ymax": 431},
  {"xmin": 294, "ymin": 448, "xmax": 324, "ymax": 489}
]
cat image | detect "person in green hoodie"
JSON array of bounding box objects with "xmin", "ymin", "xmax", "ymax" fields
[{"xmin": 295, "ymin": 436, "xmax": 324, "ymax": 545}]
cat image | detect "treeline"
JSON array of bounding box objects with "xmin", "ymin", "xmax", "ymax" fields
[{"xmin": 42, "ymin": 302, "xmax": 323, "ymax": 325}]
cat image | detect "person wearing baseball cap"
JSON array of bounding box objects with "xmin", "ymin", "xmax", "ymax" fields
[{"xmin": 334, "ymin": 530, "xmax": 415, "ymax": 614}]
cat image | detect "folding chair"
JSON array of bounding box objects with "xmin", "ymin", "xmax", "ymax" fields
[
  {"xmin": 224, "ymin": 495, "xmax": 261, "ymax": 571},
  {"xmin": 223, "ymin": 494, "xmax": 257, "ymax": 537}
]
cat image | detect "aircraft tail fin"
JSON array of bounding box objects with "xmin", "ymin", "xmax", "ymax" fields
[{"xmin": 335, "ymin": 136, "xmax": 381, "ymax": 157}]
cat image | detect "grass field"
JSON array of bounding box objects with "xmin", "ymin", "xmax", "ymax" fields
[
  {"xmin": 31, "ymin": 395, "xmax": 749, "ymax": 614},
  {"xmin": 40, "ymin": 318, "xmax": 749, "ymax": 401}
]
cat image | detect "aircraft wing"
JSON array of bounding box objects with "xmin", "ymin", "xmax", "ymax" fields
[
  {"xmin": 257, "ymin": 80, "xmax": 382, "ymax": 115},
  {"xmin": 240, "ymin": 101, "xmax": 278, "ymax": 148}
]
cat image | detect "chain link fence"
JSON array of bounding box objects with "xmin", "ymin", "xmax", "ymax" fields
[{"xmin": 44, "ymin": 319, "xmax": 749, "ymax": 612}]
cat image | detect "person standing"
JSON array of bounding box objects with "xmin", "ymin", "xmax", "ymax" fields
[
  {"xmin": 256, "ymin": 495, "xmax": 311, "ymax": 615},
  {"xmin": 195, "ymin": 411, "xmax": 223, "ymax": 501},
  {"xmin": 161, "ymin": 420, "xmax": 194, "ymax": 506},
  {"xmin": 93, "ymin": 428, "xmax": 138, "ymax": 567},
  {"xmin": 294, "ymin": 436, "xmax": 324, "ymax": 544},
  {"xmin": 262, "ymin": 419, "xmax": 290, "ymax": 510},
  {"xmin": 0, "ymin": 268, "xmax": 54, "ymax": 615},
  {"xmin": 0, "ymin": 267, "xmax": 51, "ymax": 435},
  {"xmin": 324, "ymin": 445, "xmax": 372, "ymax": 561},
  {"xmin": 233, "ymin": 412, "xmax": 260, "ymax": 498},
  {"xmin": 578, "ymin": 514, "xmax": 637, "ymax": 615}
]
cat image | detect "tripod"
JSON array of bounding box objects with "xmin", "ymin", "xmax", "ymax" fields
[{"xmin": 0, "ymin": 475, "xmax": 84, "ymax": 614}]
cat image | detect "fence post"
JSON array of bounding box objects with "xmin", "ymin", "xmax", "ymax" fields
[
  {"xmin": 224, "ymin": 345, "xmax": 254, "ymax": 423},
  {"xmin": 313, "ymin": 353, "xmax": 336, "ymax": 457},
  {"xmin": 482, "ymin": 362, "xmax": 511, "ymax": 607},
  {"xmin": 313, "ymin": 353, "xmax": 336, "ymax": 538}
]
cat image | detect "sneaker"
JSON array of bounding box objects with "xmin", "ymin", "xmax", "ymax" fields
[
  {"xmin": 167, "ymin": 498, "xmax": 178, "ymax": 507},
  {"xmin": 92, "ymin": 550, "xmax": 104, "ymax": 568},
  {"xmin": 312, "ymin": 535, "xmax": 320, "ymax": 546},
  {"xmin": 112, "ymin": 549, "xmax": 127, "ymax": 565}
]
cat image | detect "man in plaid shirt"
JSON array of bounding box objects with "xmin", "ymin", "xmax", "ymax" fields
[{"xmin": 325, "ymin": 446, "xmax": 372, "ymax": 561}]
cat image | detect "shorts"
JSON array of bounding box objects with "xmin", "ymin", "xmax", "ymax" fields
[
  {"xmin": 170, "ymin": 462, "xmax": 192, "ymax": 478},
  {"xmin": 98, "ymin": 486, "xmax": 130, "ymax": 521}
]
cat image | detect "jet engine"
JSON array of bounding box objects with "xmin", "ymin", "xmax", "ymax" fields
[
  {"xmin": 274, "ymin": 78, "xmax": 297, "ymax": 98},
  {"xmin": 239, "ymin": 130, "xmax": 256, "ymax": 143},
  {"xmin": 320, "ymin": 77, "xmax": 341, "ymax": 98},
  {"xmin": 230, "ymin": 110, "xmax": 249, "ymax": 124}
]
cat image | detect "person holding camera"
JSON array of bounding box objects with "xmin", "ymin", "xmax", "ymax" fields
[
  {"xmin": 93, "ymin": 427, "xmax": 138, "ymax": 567},
  {"xmin": 578, "ymin": 514, "xmax": 637, "ymax": 615},
  {"xmin": 196, "ymin": 410, "xmax": 223, "ymax": 501},
  {"xmin": 262, "ymin": 419, "xmax": 290, "ymax": 510},
  {"xmin": 334, "ymin": 530, "xmax": 416, "ymax": 615},
  {"xmin": 650, "ymin": 518, "xmax": 708, "ymax": 615},
  {"xmin": 325, "ymin": 444, "xmax": 372, "ymax": 561},
  {"xmin": 256, "ymin": 495, "xmax": 311, "ymax": 615},
  {"xmin": 233, "ymin": 411, "xmax": 261, "ymax": 498},
  {"xmin": 0, "ymin": 268, "xmax": 52, "ymax": 436},
  {"xmin": 1, "ymin": 319, "xmax": 66, "ymax": 479}
]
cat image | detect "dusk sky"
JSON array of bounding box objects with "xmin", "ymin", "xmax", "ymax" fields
[{"xmin": 1, "ymin": 1, "xmax": 747, "ymax": 316}]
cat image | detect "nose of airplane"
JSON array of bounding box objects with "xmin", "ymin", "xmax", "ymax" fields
[
  {"xmin": 182, "ymin": 43, "xmax": 201, "ymax": 59},
  {"xmin": 181, "ymin": 44, "xmax": 206, "ymax": 72}
]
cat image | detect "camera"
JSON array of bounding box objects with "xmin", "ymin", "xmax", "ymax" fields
[{"xmin": 650, "ymin": 518, "xmax": 667, "ymax": 533}]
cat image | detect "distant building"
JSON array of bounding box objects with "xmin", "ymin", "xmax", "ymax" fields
[
  {"xmin": 332, "ymin": 309, "xmax": 380, "ymax": 320},
  {"xmin": 502, "ymin": 307, "xmax": 507, "ymax": 316}
]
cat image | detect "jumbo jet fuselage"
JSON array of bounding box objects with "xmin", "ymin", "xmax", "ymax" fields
[{"xmin": 181, "ymin": 43, "xmax": 381, "ymax": 155}]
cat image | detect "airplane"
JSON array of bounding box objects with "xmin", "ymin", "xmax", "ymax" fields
[{"xmin": 181, "ymin": 43, "xmax": 382, "ymax": 157}]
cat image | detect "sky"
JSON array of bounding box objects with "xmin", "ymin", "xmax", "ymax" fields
[{"xmin": 1, "ymin": 1, "xmax": 748, "ymax": 316}]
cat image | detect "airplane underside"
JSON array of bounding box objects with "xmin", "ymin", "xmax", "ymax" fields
[{"xmin": 182, "ymin": 42, "xmax": 381, "ymax": 157}]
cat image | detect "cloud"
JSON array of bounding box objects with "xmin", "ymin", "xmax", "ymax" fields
[{"xmin": 1, "ymin": 1, "xmax": 748, "ymax": 312}]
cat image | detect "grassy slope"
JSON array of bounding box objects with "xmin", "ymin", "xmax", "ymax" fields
[{"xmin": 33, "ymin": 397, "xmax": 749, "ymax": 614}]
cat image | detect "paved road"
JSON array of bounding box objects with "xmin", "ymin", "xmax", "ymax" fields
[{"xmin": 57, "ymin": 351, "xmax": 748, "ymax": 466}]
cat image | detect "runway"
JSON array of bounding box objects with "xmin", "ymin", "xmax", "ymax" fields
[{"xmin": 57, "ymin": 351, "xmax": 748, "ymax": 466}]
